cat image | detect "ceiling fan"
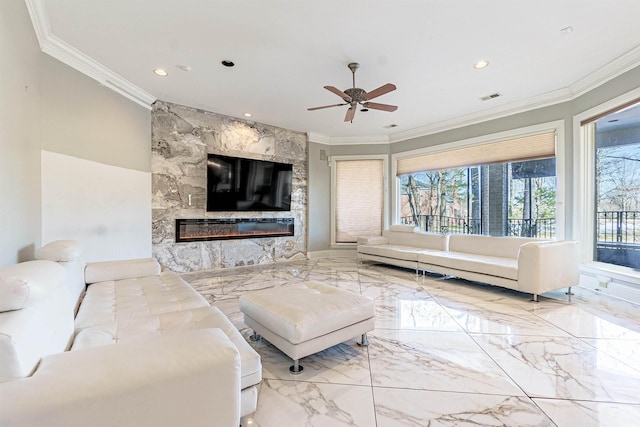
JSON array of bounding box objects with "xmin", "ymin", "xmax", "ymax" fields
[{"xmin": 308, "ymin": 62, "xmax": 397, "ymax": 122}]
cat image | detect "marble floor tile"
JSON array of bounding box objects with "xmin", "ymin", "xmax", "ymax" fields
[
  {"xmin": 528, "ymin": 304, "xmax": 640, "ymax": 339},
  {"xmin": 473, "ymin": 334, "xmax": 640, "ymax": 403},
  {"xmin": 374, "ymin": 296, "xmax": 462, "ymax": 331},
  {"xmin": 374, "ymin": 387, "xmax": 554, "ymax": 427},
  {"xmin": 368, "ymin": 329, "xmax": 524, "ymax": 395},
  {"xmin": 534, "ymin": 398, "xmax": 640, "ymax": 427},
  {"xmin": 250, "ymin": 337, "xmax": 372, "ymax": 386},
  {"xmin": 252, "ymin": 379, "xmax": 376, "ymax": 427},
  {"xmin": 441, "ymin": 301, "xmax": 571, "ymax": 336},
  {"xmin": 179, "ymin": 257, "xmax": 640, "ymax": 426}
]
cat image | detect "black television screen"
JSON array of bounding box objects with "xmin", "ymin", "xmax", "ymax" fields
[{"xmin": 207, "ymin": 154, "xmax": 293, "ymax": 212}]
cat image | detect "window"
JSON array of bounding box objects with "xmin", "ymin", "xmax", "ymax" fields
[
  {"xmin": 580, "ymin": 100, "xmax": 640, "ymax": 269},
  {"xmin": 394, "ymin": 122, "xmax": 564, "ymax": 238},
  {"xmin": 331, "ymin": 156, "xmax": 387, "ymax": 244}
]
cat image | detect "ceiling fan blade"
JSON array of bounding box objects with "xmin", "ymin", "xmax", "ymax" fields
[
  {"xmin": 363, "ymin": 102, "xmax": 398, "ymax": 112},
  {"xmin": 307, "ymin": 103, "xmax": 348, "ymax": 111},
  {"xmin": 364, "ymin": 83, "xmax": 396, "ymax": 101},
  {"xmin": 344, "ymin": 106, "xmax": 356, "ymax": 122},
  {"xmin": 324, "ymin": 86, "xmax": 351, "ymax": 101}
]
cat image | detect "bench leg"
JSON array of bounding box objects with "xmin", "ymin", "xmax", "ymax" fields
[
  {"xmin": 357, "ymin": 333, "xmax": 369, "ymax": 346},
  {"xmin": 289, "ymin": 359, "xmax": 304, "ymax": 375},
  {"xmin": 566, "ymin": 286, "xmax": 574, "ymax": 296},
  {"xmin": 249, "ymin": 331, "xmax": 261, "ymax": 341}
]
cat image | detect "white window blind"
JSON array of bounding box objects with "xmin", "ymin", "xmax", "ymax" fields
[
  {"xmin": 335, "ymin": 159, "xmax": 384, "ymax": 243},
  {"xmin": 396, "ymin": 131, "xmax": 556, "ymax": 175}
]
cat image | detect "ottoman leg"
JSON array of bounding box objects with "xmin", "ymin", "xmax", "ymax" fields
[
  {"xmin": 289, "ymin": 359, "xmax": 304, "ymax": 375},
  {"xmin": 357, "ymin": 333, "xmax": 369, "ymax": 346}
]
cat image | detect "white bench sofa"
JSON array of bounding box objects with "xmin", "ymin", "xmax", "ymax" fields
[
  {"xmin": 0, "ymin": 240, "xmax": 260, "ymax": 427},
  {"xmin": 357, "ymin": 225, "xmax": 580, "ymax": 301}
]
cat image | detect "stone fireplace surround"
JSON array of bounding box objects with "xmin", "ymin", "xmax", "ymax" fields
[{"xmin": 151, "ymin": 101, "xmax": 308, "ymax": 272}]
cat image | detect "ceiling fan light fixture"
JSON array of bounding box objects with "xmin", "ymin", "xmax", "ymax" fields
[{"xmin": 307, "ymin": 62, "xmax": 397, "ymax": 123}]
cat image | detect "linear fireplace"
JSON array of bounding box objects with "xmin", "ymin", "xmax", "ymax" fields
[{"xmin": 175, "ymin": 218, "xmax": 295, "ymax": 242}]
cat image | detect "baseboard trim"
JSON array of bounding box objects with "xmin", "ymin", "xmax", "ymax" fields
[
  {"xmin": 578, "ymin": 272, "xmax": 640, "ymax": 306},
  {"xmin": 307, "ymin": 249, "xmax": 357, "ymax": 259}
]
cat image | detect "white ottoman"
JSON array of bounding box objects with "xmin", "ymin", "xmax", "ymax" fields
[{"xmin": 239, "ymin": 281, "xmax": 375, "ymax": 374}]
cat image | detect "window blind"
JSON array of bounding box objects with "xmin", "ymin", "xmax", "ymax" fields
[
  {"xmin": 335, "ymin": 159, "xmax": 384, "ymax": 242},
  {"xmin": 396, "ymin": 131, "xmax": 556, "ymax": 176}
]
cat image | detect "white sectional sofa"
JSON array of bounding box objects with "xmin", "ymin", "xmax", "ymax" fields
[
  {"xmin": 357, "ymin": 225, "xmax": 580, "ymax": 301},
  {"xmin": 0, "ymin": 240, "xmax": 260, "ymax": 427}
]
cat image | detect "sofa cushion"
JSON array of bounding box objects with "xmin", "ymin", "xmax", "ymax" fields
[
  {"xmin": 448, "ymin": 234, "xmax": 543, "ymax": 259},
  {"xmin": 85, "ymin": 258, "xmax": 162, "ymax": 285},
  {"xmin": 34, "ymin": 240, "xmax": 83, "ymax": 262},
  {"xmin": 72, "ymin": 306, "xmax": 261, "ymax": 390},
  {"xmin": 383, "ymin": 230, "xmax": 449, "ymax": 251},
  {"xmin": 0, "ymin": 261, "xmax": 74, "ymax": 383},
  {"xmin": 419, "ymin": 251, "xmax": 518, "ymax": 280},
  {"xmin": 0, "ymin": 261, "xmax": 66, "ymax": 312},
  {"xmin": 358, "ymin": 244, "xmax": 423, "ymax": 261},
  {"xmin": 35, "ymin": 240, "xmax": 86, "ymax": 313},
  {"xmin": 74, "ymin": 271, "xmax": 209, "ymax": 331},
  {"xmin": 389, "ymin": 224, "xmax": 419, "ymax": 233}
]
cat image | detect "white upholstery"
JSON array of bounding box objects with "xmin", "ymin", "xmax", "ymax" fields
[
  {"xmin": 35, "ymin": 240, "xmax": 85, "ymax": 313},
  {"xmin": 240, "ymin": 281, "xmax": 374, "ymax": 361},
  {"xmin": 0, "ymin": 260, "xmax": 66, "ymax": 311},
  {"xmin": 357, "ymin": 228, "xmax": 580, "ymax": 298},
  {"xmin": 0, "ymin": 241, "xmax": 262, "ymax": 424},
  {"xmin": 0, "ymin": 329, "xmax": 241, "ymax": 427},
  {"xmin": 74, "ymin": 271, "xmax": 209, "ymax": 331},
  {"xmin": 0, "ymin": 261, "xmax": 74, "ymax": 383},
  {"xmin": 73, "ymin": 305, "xmax": 261, "ymax": 391},
  {"xmin": 84, "ymin": 258, "xmax": 162, "ymax": 284}
]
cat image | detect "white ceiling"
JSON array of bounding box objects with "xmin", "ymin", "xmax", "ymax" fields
[{"xmin": 28, "ymin": 0, "xmax": 640, "ymax": 143}]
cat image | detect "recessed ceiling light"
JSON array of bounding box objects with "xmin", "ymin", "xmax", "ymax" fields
[
  {"xmin": 176, "ymin": 64, "xmax": 191, "ymax": 72},
  {"xmin": 243, "ymin": 113, "xmax": 252, "ymax": 117},
  {"xmin": 384, "ymin": 124, "xmax": 398, "ymax": 129},
  {"xmin": 560, "ymin": 26, "xmax": 573, "ymax": 34},
  {"xmin": 221, "ymin": 60, "xmax": 235, "ymax": 67},
  {"xmin": 153, "ymin": 68, "xmax": 168, "ymax": 77},
  {"xmin": 474, "ymin": 60, "xmax": 489, "ymax": 69}
]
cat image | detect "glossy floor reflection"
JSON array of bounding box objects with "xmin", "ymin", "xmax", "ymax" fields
[{"xmin": 182, "ymin": 258, "xmax": 640, "ymax": 427}]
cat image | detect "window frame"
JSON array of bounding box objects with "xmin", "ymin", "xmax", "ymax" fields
[
  {"xmin": 391, "ymin": 121, "xmax": 566, "ymax": 238},
  {"xmin": 574, "ymin": 87, "xmax": 640, "ymax": 273},
  {"xmin": 330, "ymin": 154, "xmax": 389, "ymax": 247}
]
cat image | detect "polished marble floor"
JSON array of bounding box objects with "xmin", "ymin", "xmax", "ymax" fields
[{"xmin": 181, "ymin": 258, "xmax": 640, "ymax": 427}]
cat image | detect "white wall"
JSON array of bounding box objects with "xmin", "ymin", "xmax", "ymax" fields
[
  {"xmin": 0, "ymin": 1, "xmax": 152, "ymax": 266},
  {"xmin": 41, "ymin": 151, "xmax": 151, "ymax": 262},
  {"xmin": 0, "ymin": 0, "xmax": 43, "ymax": 266}
]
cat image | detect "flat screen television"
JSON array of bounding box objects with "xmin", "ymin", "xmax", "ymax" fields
[{"xmin": 206, "ymin": 154, "xmax": 293, "ymax": 212}]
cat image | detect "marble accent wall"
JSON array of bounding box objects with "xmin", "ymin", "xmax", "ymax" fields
[{"xmin": 152, "ymin": 101, "xmax": 308, "ymax": 272}]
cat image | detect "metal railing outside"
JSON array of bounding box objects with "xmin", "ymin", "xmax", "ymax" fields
[
  {"xmin": 597, "ymin": 211, "xmax": 640, "ymax": 243},
  {"xmin": 506, "ymin": 218, "xmax": 556, "ymax": 239},
  {"xmin": 401, "ymin": 215, "xmax": 481, "ymax": 234}
]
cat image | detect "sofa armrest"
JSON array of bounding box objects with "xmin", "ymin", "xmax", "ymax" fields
[
  {"xmin": 85, "ymin": 258, "xmax": 161, "ymax": 284},
  {"xmin": 357, "ymin": 236, "xmax": 389, "ymax": 246},
  {"xmin": 517, "ymin": 240, "xmax": 580, "ymax": 295},
  {"xmin": 0, "ymin": 329, "xmax": 241, "ymax": 427}
]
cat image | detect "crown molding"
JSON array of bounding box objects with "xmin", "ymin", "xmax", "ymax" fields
[
  {"xmin": 388, "ymin": 87, "xmax": 572, "ymax": 143},
  {"xmin": 25, "ymin": 0, "xmax": 156, "ymax": 110},
  {"xmin": 569, "ymin": 44, "xmax": 640, "ymax": 98},
  {"xmin": 389, "ymin": 47, "xmax": 640, "ymax": 144},
  {"xmin": 307, "ymin": 132, "xmax": 390, "ymax": 146}
]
